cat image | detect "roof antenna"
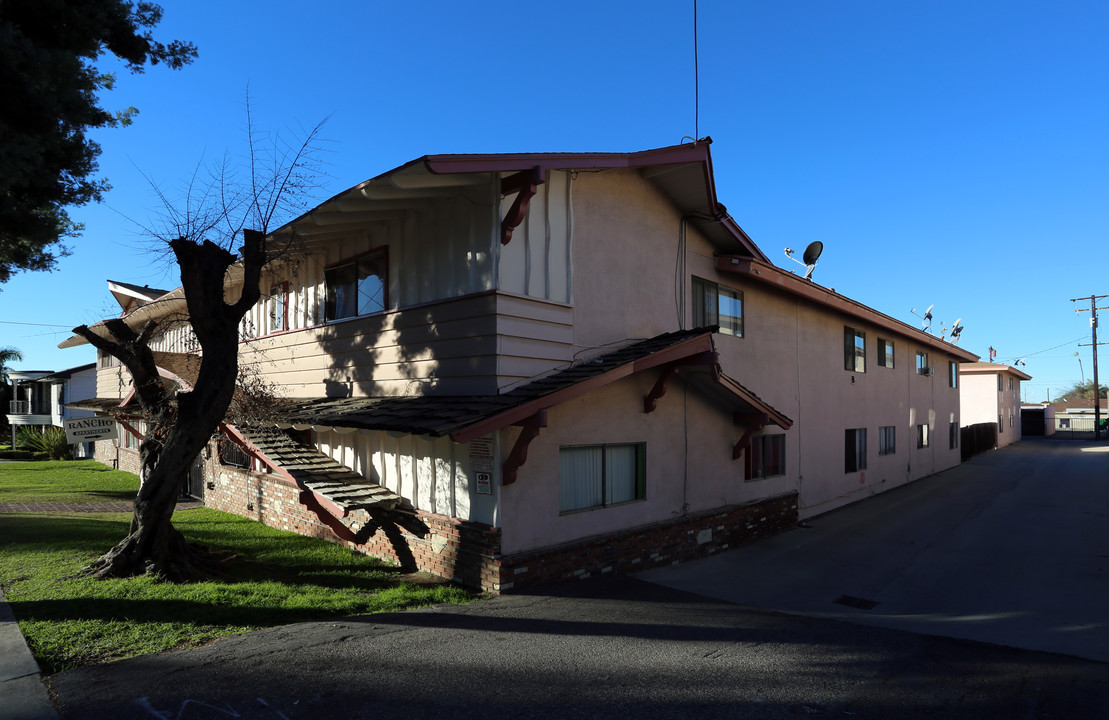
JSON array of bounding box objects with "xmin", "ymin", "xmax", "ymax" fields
[
  {"xmin": 911, "ymin": 304, "xmax": 935, "ymax": 333},
  {"xmin": 784, "ymin": 241, "xmax": 823, "ymax": 281}
]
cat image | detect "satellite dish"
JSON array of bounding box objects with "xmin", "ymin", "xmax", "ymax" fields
[
  {"xmin": 784, "ymin": 241, "xmax": 824, "ymax": 281},
  {"xmin": 950, "ymin": 318, "xmax": 964, "ymax": 344},
  {"xmin": 911, "ymin": 304, "xmax": 935, "ymax": 333},
  {"xmin": 802, "ymin": 241, "xmax": 823, "ymax": 266}
]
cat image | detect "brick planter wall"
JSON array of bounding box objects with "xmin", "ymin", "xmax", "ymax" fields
[
  {"xmin": 93, "ymin": 440, "xmax": 141, "ymax": 476},
  {"xmin": 202, "ymin": 458, "xmax": 503, "ymax": 589},
  {"xmin": 494, "ymin": 492, "xmax": 799, "ymax": 592}
]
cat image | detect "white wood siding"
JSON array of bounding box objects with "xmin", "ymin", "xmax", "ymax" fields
[
  {"xmin": 313, "ymin": 428, "xmax": 494, "ymax": 524},
  {"xmin": 497, "ymin": 170, "xmax": 573, "ymax": 303}
]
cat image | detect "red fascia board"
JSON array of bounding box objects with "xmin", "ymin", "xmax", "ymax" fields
[
  {"xmin": 717, "ymin": 374, "xmax": 793, "ymax": 430},
  {"xmin": 716, "ymin": 257, "xmax": 980, "ymax": 363},
  {"xmin": 422, "ymin": 142, "xmax": 714, "ymax": 175},
  {"xmin": 449, "ymin": 333, "xmax": 716, "ymax": 444}
]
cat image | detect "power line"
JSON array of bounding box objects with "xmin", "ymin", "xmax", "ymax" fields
[{"xmin": 0, "ymin": 320, "xmax": 73, "ymax": 328}]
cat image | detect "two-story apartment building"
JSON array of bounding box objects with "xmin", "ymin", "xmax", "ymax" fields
[
  {"xmin": 63, "ymin": 140, "xmax": 978, "ymax": 591},
  {"xmin": 7, "ymin": 363, "xmax": 97, "ymax": 454},
  {"xmin": 959, "ymin": 362, "xmax": 1031, "ymax": 449}
]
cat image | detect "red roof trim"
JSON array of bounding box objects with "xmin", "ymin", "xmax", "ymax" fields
[{"xmin": 716, "ymin": 256, "xmax": 980, "ymax": 362}]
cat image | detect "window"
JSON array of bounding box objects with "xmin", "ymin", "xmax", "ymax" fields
[
  {"xmin": 98, "ymin": 350, "xmax": 120, "ymax": 369},
  {"xmin": 1010, "ymin": 413, "xmax": 1014, "ymax": 428},
  {"xmin": 998, "ymin": 415, "xmax": 1004, "ymax": 433},
  {"xmin": 559, "ymin": 444, "xmax": 646, "ymax": 513},
  {"xmin": 844, "ymin": 327, "xmax": 866, "ymax": 372},
  {"xmin": 1009, "ymin": 377, "xmax": 1014, "ymax": 391},
  {"xmin": 998, "ymin": 375, "xmax": 1003, "ymax": 391},
  {"xmin": 878, "ymin": 426, "xmax": 896, "ymax": 455},
  {"xmin": 917, "ymin": 423, "xmax": 930, "ymax": 448},
  {"xmin": 949, "ymin": 361, "xmax": 958, "ymax": 388},
  {"xmin": 746, "ymin": 435, "xmax": 786, "ymax": 480},
  {"xmin": 692, "ymin": 277, "xmax": 743, "ymax": 336},
  {"xmin": 949, "ymin": 421, "xmax": 959, "ymax": 449},
  {"xmin": 916, "ymin": 351, "xmax": 929, "ymax": 375},
  {"xmin": 268, "ymin": 282, "xmax": 288, "ymax": 334},
  {"xmin": 845, "ymin": 429, "xmax": 867, "ymax": 472},
  {"xmin": 877, "ymin": 339, "xmax": 895, "ymax": 369},
  {"xmin": 121, "ymin": 423, "xmax": 140, "ymax": 450},
  {"xmin": 324, "ymin": 249, "xmax": 387, "ymax": 321}
]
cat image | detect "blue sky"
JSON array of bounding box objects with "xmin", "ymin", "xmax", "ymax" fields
[{"xmin": 2, "ymin": 0, "xmax": 1106, "ymax": 402}]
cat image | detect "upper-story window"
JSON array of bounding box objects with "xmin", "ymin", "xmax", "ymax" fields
[
  {"xmin": 692, "ymin": 277, "xmax": 743, "ymax": 336},
  {"xmin": 268, "ymin": 282, "xmax": 288, "ymax": 334},
  {"xmin": 949, "ymin": 361, "xmax": 958, "ymax": 388},
  {"xmin": 916, "ymin": 351, "xmax": 929, "ymax": 375},
  {"xmin": 877, "ymin": 338, "xmax": 894, "ymax": 369},
  {"xmin": 844, "ymin": 327, "xmax": 865, "ymax": 372},
  {"xmin": 97, "ymin": 349, "xmax": 120, "ymax": 369},
  {"xmin": 325, "ymin": 248, "xmax": 387, "ymax": 322}
]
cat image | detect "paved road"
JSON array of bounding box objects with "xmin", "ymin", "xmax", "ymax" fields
[
  {"xmin": 45, "ymin": 576, "xmax": 1109, "ymax": 719},
  {"xmin": 639, "ymin": 439, "xmax": 1109, "ymax": 662}
]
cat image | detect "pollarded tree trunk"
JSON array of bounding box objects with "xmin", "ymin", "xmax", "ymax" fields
[{"xmin": 74, "ymin": 231, "xmax": 265, "ymax": 580}]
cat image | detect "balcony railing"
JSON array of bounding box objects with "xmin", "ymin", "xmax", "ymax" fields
[{"xmin": 8, "ymin": 401, "xmax": 50, "ymax": 415}]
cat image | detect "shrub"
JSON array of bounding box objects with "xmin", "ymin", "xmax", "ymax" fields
[{"xmin": 15, "ymin": 426, "xmax": 75, "ymax": 461}]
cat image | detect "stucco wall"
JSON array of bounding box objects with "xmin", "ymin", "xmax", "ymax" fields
[{"xmin": 497, "ymin": 372, "xmax": 785, "ymax": 556}]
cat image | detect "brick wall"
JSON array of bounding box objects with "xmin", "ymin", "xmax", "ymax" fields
[
  {"xmin": 494, "ymin": 492, "xmax": 799, "ymax": 592},
  {"xmin": 105, "ymin": 441, "xmax": 797, "ymax": 593},
  {"xmin": 201, "ymin": 456, "xmax": 503, "ymax": 589},
  {"xmin": 93, "ymin": 440, "xmax": 141, "ymax": 476}
]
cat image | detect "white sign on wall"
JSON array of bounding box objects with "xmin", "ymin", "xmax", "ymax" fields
[{"xmin": 64, "ymin": 417, "xmax": 119, "ymax": 444}]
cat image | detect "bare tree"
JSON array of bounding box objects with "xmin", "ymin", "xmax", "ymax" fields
[{"xmin": 71, "ymin": 113, "xmax": 327, "ymax": 580}]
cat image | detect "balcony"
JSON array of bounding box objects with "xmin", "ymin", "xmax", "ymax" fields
[{"xmin": 7, "ymin": 401, "xmax": 52, "ymax": 425}]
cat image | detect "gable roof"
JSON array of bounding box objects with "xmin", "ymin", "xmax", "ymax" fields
[{"xmin": 273, "ymin": 138, "xmax": 767, "ymax": 261}]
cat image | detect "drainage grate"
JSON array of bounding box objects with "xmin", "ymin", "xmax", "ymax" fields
[{"xmin": 833, "ymin": 594, "xmax": 879, "ymax": 610}]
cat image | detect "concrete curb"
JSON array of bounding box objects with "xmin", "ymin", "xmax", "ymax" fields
[{"xmin": 0, "ymin": 588, "xmax": 59, "ymax": 720}]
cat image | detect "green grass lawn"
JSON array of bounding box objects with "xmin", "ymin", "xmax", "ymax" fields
[
  {"xmin": 0, "ymin": 459, "xmax": 140, "ymax": 502},
  {"xmin": 0, "ymin": 462, "xmax": 475, "ymax": 673}
]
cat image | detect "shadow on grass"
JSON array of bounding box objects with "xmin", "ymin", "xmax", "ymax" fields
[
  {"xmin": 1, "ymin": 513, "xmax": 410, "ymax": 592},
  {"xmin": 8, "ymin": 597, "xmax": 353, "ymax": 629}
]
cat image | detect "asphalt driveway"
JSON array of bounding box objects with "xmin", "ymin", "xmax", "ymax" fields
[{"xmin": 638, "ymin": 438, "xmax": 1109, "ymax": 663}]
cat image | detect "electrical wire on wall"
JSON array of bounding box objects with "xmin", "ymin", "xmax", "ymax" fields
[{"xmin": 675, "ymin": 217, "xmax": 687, "ymax": 328}]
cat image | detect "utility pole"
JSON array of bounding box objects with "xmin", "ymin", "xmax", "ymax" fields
[{"xmin": 1071, "ymin": 293, "xmax": 1109, "ymax": 441}]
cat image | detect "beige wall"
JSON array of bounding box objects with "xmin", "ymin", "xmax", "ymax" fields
[
  {"xmin": 496, "ymin": 372, "xmax": 782, "ymax": 555},
  {"xmin": 960, "ymin": 370, "xmax": 1023, "ymax": 447}
]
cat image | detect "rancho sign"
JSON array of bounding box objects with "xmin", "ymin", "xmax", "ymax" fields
[{"xmin": 64, "ymin": 417, "xmax": 119, "ymax": 444}]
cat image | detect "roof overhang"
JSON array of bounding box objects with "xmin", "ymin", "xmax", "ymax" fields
[
  {"xmin": 958, "ymin": 362, "xmax": 1033, "ymax": 381},
  {"xmin": 716, "ymin": 256, "xmax": 980, "ymax": 362},
  {"xmin": 270, "ymin": 140, "xmax": 767, "ymax": 260}
]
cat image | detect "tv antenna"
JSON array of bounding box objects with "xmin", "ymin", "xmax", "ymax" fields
[
  {"xmin": 911, "ymin": 304, "xmax": 935, "ymax": 333},
  {"xmin": 783, "ymin": 241, "xmax": 823, "ymax": 281}
]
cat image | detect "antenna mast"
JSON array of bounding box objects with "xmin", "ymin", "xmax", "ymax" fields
[{"xmin": 693, "ymin": 0, "xmax": 699, "ymax": 139}]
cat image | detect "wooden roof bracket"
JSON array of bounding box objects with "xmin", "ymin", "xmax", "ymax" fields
[
  {"xmin": 502, "ymin": 409, "xmax": 547, "ymax": 485},
  {"xmin": 644, "ymin": 351, "xmax": 720, "ymax": 413},
  {"xmin": 500, "ymin": 166, "xmax": 546, "ymax": 245},
  {"xmin": 732, "ymin": 412, "xmax": 769, "ymax": 460}
]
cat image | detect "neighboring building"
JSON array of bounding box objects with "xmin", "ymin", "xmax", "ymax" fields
[
  {"xmin": 6, "ymin": 364, "xmax": 97, "ymax": 454},
  {"xmin": 959, "ymin": 362, "xmax": 1032, "ymax": 448},
  {"xmin": 1020, "ymin": 403, "xmax": 1056, "ymax": 437},
  {"xmin": 63, "ymin": 141, "xmax": 978, "ymax": 591},
  {"xmin": 1051, "ymin": 398, "xmax": 1108, "ymax": 435}
]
